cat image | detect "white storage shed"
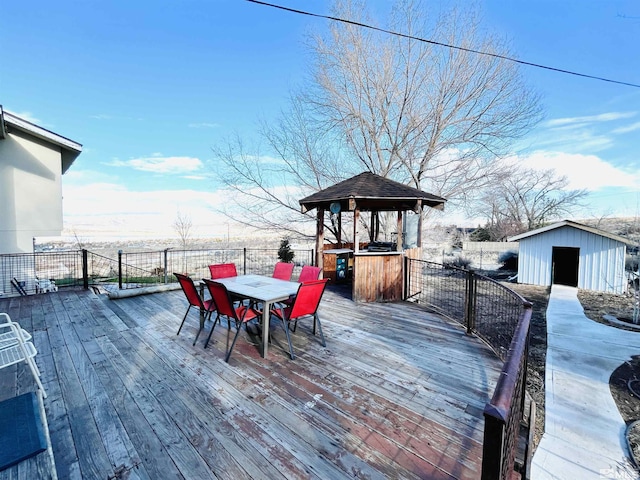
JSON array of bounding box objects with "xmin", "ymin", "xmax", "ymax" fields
[{"xmin": 508, "ymin": 220, "xmax": 632, "ymax": 294}]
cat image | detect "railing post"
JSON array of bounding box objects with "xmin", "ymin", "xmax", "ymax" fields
[
  {"xmin": 465, "ymin": 269, "xmax": 476, "ymax": 334},
  {"xmin": 163, "ymin": 249, "xmax": 168, "ymax": 284},
  {"xmin": 118, "ymin": 250, "xmax": 123, "ymax": 290},
  {"xmin": 243, "ymin": 247, "xmax": 247, "ymax": 275},
  {"xmin": 481, "ymin": 407, "xmax": 506, "ymax": 480},
  {"xmin": 82, "ymin": 249, "xmax": 89, "ymax": 290}
]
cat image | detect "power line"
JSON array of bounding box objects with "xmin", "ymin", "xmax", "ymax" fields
[{"xmin": 246, "ymin": 0, "xmax": 640, "ymax": 89}]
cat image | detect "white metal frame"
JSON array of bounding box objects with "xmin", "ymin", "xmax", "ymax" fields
[{"xmin": 0, "ymin": 313, "xmax": 46, "ymax": 398}]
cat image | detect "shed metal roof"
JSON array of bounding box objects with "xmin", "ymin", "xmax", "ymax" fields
[
  {"xmin": 299, "ymin": 172, "xmax": 446, "ymax": 213},
  {"xmin": 508, "ymin": 219, "xmax": 634, "ymax": 246}
]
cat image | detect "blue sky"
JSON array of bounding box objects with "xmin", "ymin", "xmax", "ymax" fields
[{"xmin": 2, "ymin": 0, "xmax": 639, "ymax": 239}]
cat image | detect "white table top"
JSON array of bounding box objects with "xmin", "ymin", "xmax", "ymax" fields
[{"xmin": 214, "ymin": 274, "xmax": 299, "ymax": 303}]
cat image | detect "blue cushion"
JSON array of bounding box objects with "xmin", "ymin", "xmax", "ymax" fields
[{"xmin": 0, "ymin": 392, "xmax": 47, "ymax": 471}]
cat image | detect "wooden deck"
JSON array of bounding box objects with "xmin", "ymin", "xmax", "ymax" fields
[{"xmin": 0, "ymin": 285, "xmax": 502, "ymax": 480}]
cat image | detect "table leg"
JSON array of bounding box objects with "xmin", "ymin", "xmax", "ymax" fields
[{"xmin": 262, "ymin": 301, "xmax": 271, "ymax": 358}]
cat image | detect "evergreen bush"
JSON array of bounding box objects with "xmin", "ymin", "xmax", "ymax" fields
[{"xmin": 278, "ymin": 237, "xmax": 295, "ymax": 263}]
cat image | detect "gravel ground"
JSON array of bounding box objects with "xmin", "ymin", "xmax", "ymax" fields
[{"xmin": 578, "ymin": 289, "xmax": 640, "ymax": 469}]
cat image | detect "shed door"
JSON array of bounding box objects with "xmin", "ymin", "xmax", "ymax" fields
[{"xmin": 552, "ymin": 247, "xmax": 579, "ymax": 287}]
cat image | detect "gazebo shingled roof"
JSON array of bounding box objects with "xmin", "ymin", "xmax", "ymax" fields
[{"xmin": 299, "ymin": 172, "xmax": 446, "ymax": 213}]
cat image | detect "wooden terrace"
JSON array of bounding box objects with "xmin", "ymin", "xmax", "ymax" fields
[{"xmin": 0, "ymin": 286, "xmax": 503, "ymax": 479}]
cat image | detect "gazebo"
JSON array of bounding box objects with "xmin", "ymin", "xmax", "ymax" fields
[{"xmin": 299, "ymin": 172, "xmax": 446, "ymax": 302}]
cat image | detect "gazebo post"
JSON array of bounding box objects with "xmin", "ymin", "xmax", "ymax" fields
[
  {"xmin": 316, "ymin": 208, "xmax": 325, "ymax": 271},
  {"xmin": 353, "ymin": 207, "xmax": 360, "ymax": 253},
  {"xmin": 371, "ymin": 212, "xmax": 379, "ymax": 242},
  {"xmin": 396, "ymin": 210, "xmax": 403, "ymax": 251},
  {"xmin": 416, "ymin": 200, "xmax": 423, "ymax": 248}
]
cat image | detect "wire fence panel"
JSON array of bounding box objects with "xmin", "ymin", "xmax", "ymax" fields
[
  {"xmin": 86, "ymin": 251, "xmax": 120, "ymax": 284},
  {"xmin": 98, "ymin": 248, "xmax": 317, "ymax": 290},
  {"xmin": 405, "ymin": 259, "xmax": 468, "ymax": 328},
  {"xmin": 167, "ymin": 248, "xmax": 246, "ymax": 281},
  {"xmin": 0, "ymin": 251, "xmax": 84, "ymax": 295},
  {"xmin": 406, "ymin": 258, "xmax": 530, "ymax": 361},
  {"xmin": 474, "ymin": 273, "xmax": 529, "ymax": 360}
]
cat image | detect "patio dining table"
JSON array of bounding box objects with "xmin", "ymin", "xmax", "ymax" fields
[{"xmin": 207, "ymin": 274, "xmax": 300, "ymax": 358}]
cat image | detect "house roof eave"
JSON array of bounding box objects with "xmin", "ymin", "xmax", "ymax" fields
[{"xmin": 0, "ymin": 106, "xmax": 82, "ymax": 173}]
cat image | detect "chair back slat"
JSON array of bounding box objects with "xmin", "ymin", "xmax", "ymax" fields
[
  {"xmin": 174, "ymin": 273, "xmax": 202, "ymax": 307},
  {"xmin": 298, "ymin": 266, "xmax": 322, "ymax": 283},
  {"xmin": 203, "ymin": 279, "xmax": 236, "ymax": 318},
  {"xmin": 290, "ymin": 279, "xmax": 329, "ymax": 319},
  {"xmin": 273, "ymin": 262, "xmax": 295, "ymax": 281},
  {"xmin": 209, "ymin": 263, "xmax": 238, "ymax": 279}
]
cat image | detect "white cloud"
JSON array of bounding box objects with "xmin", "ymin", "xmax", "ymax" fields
[
  {"xmin": 62, "ymin": 182, "xmax": 231, "ymax": 238},
  {"xmin": 514, "ymin": 151, "xmax": 640, "ymax": 191},
  {"xmin": 245, "ymin": 154, "xmax": 286, "ymax": 165},
  {"xmin": 183, "ymin": 175, "xmax": 208, "ymax": 180},
  {"xmin": 612, "ymin": 122, "xmax": 640, "ymax": 134},
  {"xmin": 90, "ymin": 114, "xmax": 112, "ymax": 120},
  {"xmin": 532, "ymin": 130, "xmax": 614, "ymax": 152},
  {"xmin": 531, "ymin": 111, "xmax": 639, "ymax": 153},
  {"xmin": 188, "ymin": 122, "xmax": 220, "ymax": 129},
  {"xmin": 63, "ymin": 169, "xmax": 119, "ymax": 184},
  {"xmin": 546, "ymin": 111, "xmax": 636, "ymax": 127},
  {"xmin": 5, "ymin": 110, "xmax": 41, "ymax": 124},
  {"xmin": 108, "ymin": 156, "xmax": 203, "ymax": 174}
]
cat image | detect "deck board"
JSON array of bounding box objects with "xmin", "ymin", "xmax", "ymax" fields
[{"xmin": 0, "ymin": 286, "xmax": 502, "ymax": 479}]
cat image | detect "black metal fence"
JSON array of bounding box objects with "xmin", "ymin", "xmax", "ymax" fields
[
  {"xmin": 405, "ymin": 257, "xmax": 533, "ymax": 480},
  {"xmin": 0, "ymin": 248, "xmax": 315, "ymax": 295},
  {"xmin": 482, "ymin": 307, "xmax": 532, "ymax": 480},
  {"xmin": 405, "ymin": 258, "xmax": 528, "ymax": 361}
]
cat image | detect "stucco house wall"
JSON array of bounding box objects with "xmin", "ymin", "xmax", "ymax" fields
[
  {"xmin": 0, "ymin": 106, "xmax": 81, "ymax": 254},
  {"xmin": 510, "ymin": 220, "xmax": 631, "ymax": 294}
]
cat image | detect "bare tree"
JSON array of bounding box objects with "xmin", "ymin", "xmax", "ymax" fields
[
  {"xmin": 173, "ymin": 211, "xmax": 193, "ymax": 274},
  {"xmin": 474, "ymin": 166, "xmax": 588, "ymax": 239},
  {"xmin": 214, "ymin": 0, "xmax": 542, "ymax": 239},
  {"xmin": 173, "ymin": 211, "xmax": 193, "ymax": 249}
]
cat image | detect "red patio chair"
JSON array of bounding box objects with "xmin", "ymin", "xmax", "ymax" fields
[
  {"xmin": 279, "ymin": 265, "xmax": 324, "ymax": 308},
  {"xmin": 271, "ymin": 278, "xmax": 329, "ymax": 360},
  {"xmin": 272, "ymin": 262, "xmax": 294, "ymax": 281},
  {"xmin": 298, "ymin": 265, "xmax": 322, "ymax": 283},
  {"xmin": 209, "ymin": 263, "xmax": 246, "ymax": 305},
  {"xmin": 174, "ymin": 273, "xmax": 217, "ymax": 346},
  {"xmin": 201, "ymin": 279, "xmax": 261, "ymax": 362},
  {"xmin": 208, "ymin": 263, "xmax": 237, "ymax": 279}
]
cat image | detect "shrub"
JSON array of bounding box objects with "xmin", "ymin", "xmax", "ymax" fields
[
  {"xmin": 444, "ymin": 255, "xmax": 472, "ymax": 269},
  {"xmin": 277, "ymin": 237, "xmax": 295, "ymax": 263},
  {"xmin": 470, "ymin": 227, "xmax": 491, "ymax": 242},
  {"xmin": 626, "ymin": 254, "xmax": 639, "ymax": 272},
  {"xmin": 498, "ymin": 250, "xmax": 518, "ymax": 270}
]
